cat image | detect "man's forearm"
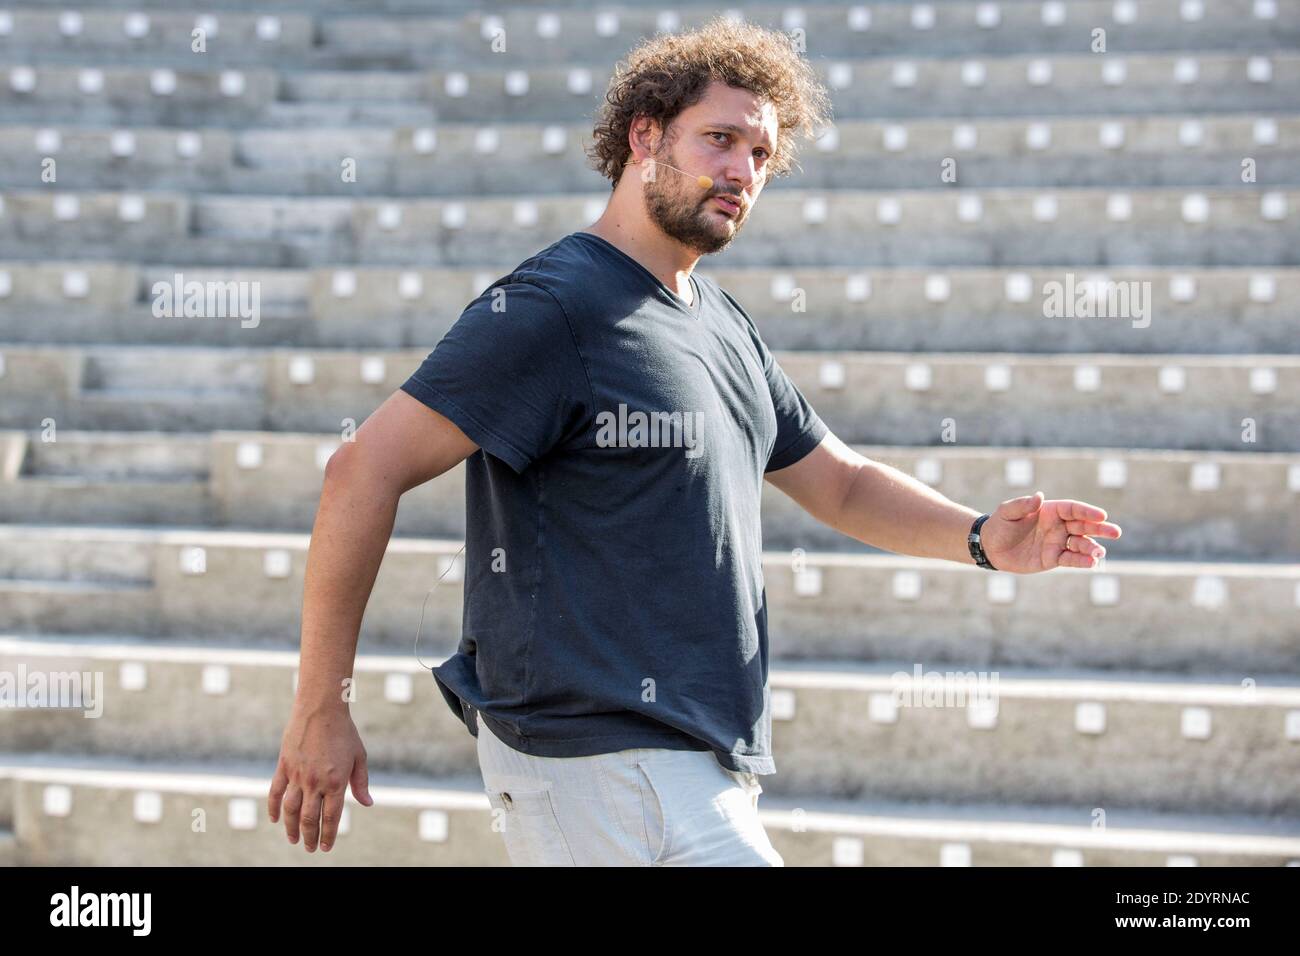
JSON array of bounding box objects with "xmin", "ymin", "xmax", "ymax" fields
[
  {"xmin": 834, "ymin": 457, "xmax": 983, "ymax": 565},
  {"xmin": 296, "ymin": 454, "xmax": 401, "ymax": 715}
]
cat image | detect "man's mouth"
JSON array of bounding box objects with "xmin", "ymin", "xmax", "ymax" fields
[{"xmin": 711, "ymin": 195, "xmax": 740, "ymax": 217}]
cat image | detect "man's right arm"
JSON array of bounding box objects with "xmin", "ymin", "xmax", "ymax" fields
[
  {"xmin": 296, "ymin": 388, "xmax": 479, "ymax": 714},
  {"xmin": 268, "ymin": 389, "xmax": 479, "ymax": 852}
]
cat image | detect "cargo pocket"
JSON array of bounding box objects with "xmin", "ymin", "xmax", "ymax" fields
[
  {"xmin": 635, "ymin": 761, "xmax": 671, "ymax": 866},
  {"xmin": 485, "ymin": 785, "xmax": 575, "ymax": 866}
]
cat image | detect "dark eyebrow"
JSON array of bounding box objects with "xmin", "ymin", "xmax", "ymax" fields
[{"xmin": 707, "ymin": 123, "xmax": 774, "ymax": 150}]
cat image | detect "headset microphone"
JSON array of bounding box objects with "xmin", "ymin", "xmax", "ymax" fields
[{"xmin": 624, "ymin": 157, "xmax": 713, "ymax": 190}]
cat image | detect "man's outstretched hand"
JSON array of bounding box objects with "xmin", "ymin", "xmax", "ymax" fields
[{"xmin": 979, "ymin": 492, "xmax": 1122, "ymax": 573}]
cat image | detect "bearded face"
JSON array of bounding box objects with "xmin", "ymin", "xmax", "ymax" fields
[{"xmin": 640, "ymin": 146, "xmax": 752, "ymax": 255}]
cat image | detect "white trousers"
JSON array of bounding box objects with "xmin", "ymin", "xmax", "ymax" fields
[{"xmin": 475, "ymin": 717, "xmax": 784, "ymax": 866}]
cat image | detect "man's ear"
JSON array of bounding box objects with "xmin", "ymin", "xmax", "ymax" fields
[{"xmin": 629, "ymin": 115, "xmax": 663, "ymax": 158}]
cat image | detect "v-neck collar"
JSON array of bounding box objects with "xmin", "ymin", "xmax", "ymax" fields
[{"xmin": 572, "ymin": 231, "xmax": 701, "ymax": 317}]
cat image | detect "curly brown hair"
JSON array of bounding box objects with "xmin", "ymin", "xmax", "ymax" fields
[{"xmin": 586, "ymin": 16, "xmax": 833, "ymax": 188}]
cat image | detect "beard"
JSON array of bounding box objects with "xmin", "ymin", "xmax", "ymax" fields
[{"xmin": 642, "ymin": 149, "xmax": 746, "ymax": 254}]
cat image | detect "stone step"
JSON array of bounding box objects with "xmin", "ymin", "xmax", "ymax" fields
[
  {"xmin": 2, "ymin": 52, "xmax": 1295, "ymax": 129},
  {"xmin": 0, "ymin": 476, "xmax": 212, "ymax": 527},
  {"xmin": 2, "ymin": 0, "xmax": 473, "ymax": 11},
  {"xmin": 259, "ymin": 101, "xmax": 441, "ymax": 128},
  {"xmin": 0, "ymin": 430, "xmax": 214, "ymax": 523},
  {"xmin": 0, "ymin": 525, "xmax": 1294, "ymax": 673},
  {"xmin": 0, "ymin": 10, "xmax": 317, "ymax": 67},
  {"xmin": 3, "ymin": 346, "xmax": 1296, "ymax": 450},
  {"xmin": 13, "ymin": 430, "xmax": 210, "ymax": 479},
  {"xmin": 782, "ymin": 351, "xmax": 1300, "ymax": 451},
  {"xmin": 2, "ymin": 635, "xmax": 1297, "ymax": 815},
  {"xmin": 0, "ymin": 752, "xmax": 1295, "ymax": 866},
  {"xmin": 0, "ymin": 2, "xmax": 1294, "ymax": 68},
  {"xmin": 70, "ymin": 392, "xmax": 266, "ymax": 431},
  {"xmin": 80, "ymin": 348, "xmax": 265, "ymax": 393},
  {"xmin": 3, "ymin": 261, "xmax": 1296, "ymax": 354},
  {"xmin": 265, "ymin": 52, "xmax": 1300, "ymax": 121},
  {"xmin": 1, "ymin": 186, "xmax": 1294, "ymax": 268},
  {"xmin": 0, "ymin": 578, "xmax": 155, "ymax": 636},
  {"xmin": 2, "ymin": 430, "xmax": 1297, "ymax": 560},
  {"xmin": 3, "ymin": 114, "xmax": 1295, "ymax": 198}
]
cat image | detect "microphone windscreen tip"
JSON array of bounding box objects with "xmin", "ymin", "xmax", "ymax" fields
[{"xmin": 697, "ymin": 175, "xmax": 713, "ymax": 189}]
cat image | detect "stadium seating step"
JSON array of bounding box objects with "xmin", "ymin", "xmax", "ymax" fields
[{"xmin": 0, "ymin": 751, "xmax": 1296, "ymax": 866}]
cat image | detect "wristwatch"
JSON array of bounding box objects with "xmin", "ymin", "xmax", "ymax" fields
[{"xmin": 967, "ymin": 513, "xmax": 998, "ymax": 570}]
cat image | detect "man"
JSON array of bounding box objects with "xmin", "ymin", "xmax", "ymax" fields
[{"xmin": 268, "ymin": 19, "xmax": 1122, "ymax": 865}]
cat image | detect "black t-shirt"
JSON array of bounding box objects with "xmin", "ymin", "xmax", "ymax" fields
[{"xmin": 399, "ymin": 230, "xmax": 827, "ymax": 774}]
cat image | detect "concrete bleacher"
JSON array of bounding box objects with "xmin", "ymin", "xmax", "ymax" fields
[
  {"xmin": 3, "ymin": 430, "xmax": 1299, "ymax": 558},
  {"xmin": 4, "ymin": 344, "xmax": 1300, "ymax": 448},
  {"xmin": 2, "ymin": 262, "xmax": 1299, "ymax": 355},
  {"xmin": 0, "ymin": 186, "xmax": 1296, "ymax": 267},
  {"xmin": 1, "ymin": 115, "xmax": 1297, "ymax": 196},
  {"xmin": 0, "ymin": 0, "xmax": 1297, "ymax": 866},
  {"xmin": 4, "ymin": 636, "xmax": 1299, "ymax": 813}
]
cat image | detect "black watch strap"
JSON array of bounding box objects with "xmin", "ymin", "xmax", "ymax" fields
[{"xmin": 968, "ymin": 513, "xmax": 998, "ymax": 570}]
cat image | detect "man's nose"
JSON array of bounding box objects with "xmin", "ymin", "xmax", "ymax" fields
[{"xmin": 726, "ymin": 162, "xmax": 764, "ymax": 198}]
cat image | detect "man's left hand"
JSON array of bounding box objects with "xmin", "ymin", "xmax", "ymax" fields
[{"xmin": 979, "ymin": 492, "xmax": 1122, "ymax": 573}]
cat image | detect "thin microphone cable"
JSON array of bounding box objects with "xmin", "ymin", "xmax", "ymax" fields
[
  {"xmin": 413, "ymin": 542, "xmax": 466, "ymax": 671},
  {"xmin": 623, "ymin": 157, "xmax": 714, "ymax": 190}
]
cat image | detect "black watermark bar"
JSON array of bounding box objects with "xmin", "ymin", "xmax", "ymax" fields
[{"xmin": 0, "ymin": 866, "xmax": 1288, "ymax": 940}]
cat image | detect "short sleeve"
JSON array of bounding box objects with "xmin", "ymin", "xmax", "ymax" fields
[
  {"xmin": 761, "ymin": 339, "xmax": 828, "ymax": 473},
  {"xmin": 721, "ymin": 289, "xmax": 827, "ymax": 473},
  {"xmin": 399, "ymin": 278, "xmax": 591, "ymax": 474}
]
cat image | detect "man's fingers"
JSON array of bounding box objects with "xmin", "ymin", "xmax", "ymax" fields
[
  {"xmin": 1064, "ymin": 533, "xmax": 1105, "ymax": 562},
  {"xmin": 1056, "ymin": 499, "xmax": 1109, "ymax": 522},
  {"xmin": 1066, "ymin": 519, "xmax": 1122, "ymax": 539},
  {"xmin": 1057, "ymin": 550, "xmax": 1098, "ymax": 569},
  {"xmin": 281, "ymin": 784, "xmax": 304, "ymax": 845},
  {"xmin": 351, "ymin": 757, "xmax": 373, "ymax": 807},
  {"xmin": 300, "ymin": 790, "xmax": 324, "ymax": 852},
  {"xmin": 268, "ymin": 763, "xmax": 289, "ymax": 823},
  {"xmin": 319, "ymin": 791, "xmax": 346, "ymax": 852}
]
